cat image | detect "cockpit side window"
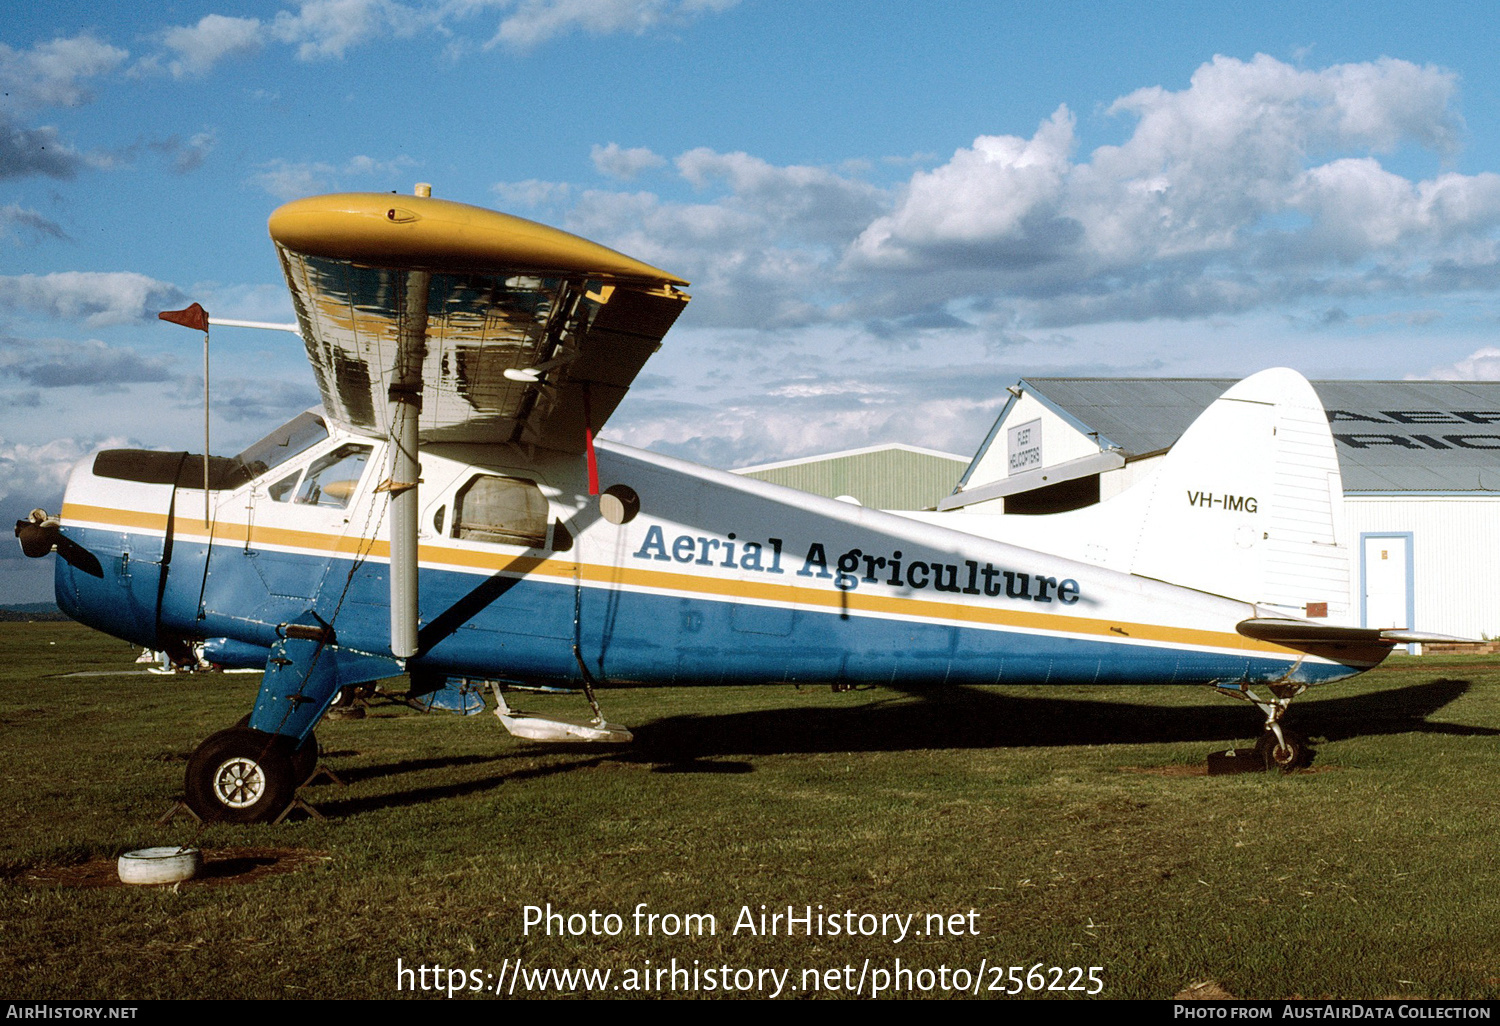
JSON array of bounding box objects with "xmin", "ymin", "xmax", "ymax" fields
[
  {"xmin": 452, "ymin": 475, "xmax": 548, "ymax": 547},
  {"xmin": 234, "ymin": 411, "xmax": 330, "ymax": 481},
  {"xmin": 294, "ymin": 444, "xmax": 372, "ymax": 509},
  {"xmin": 268, "ymin": 471, "xmax": 300, "ymax": 502}
]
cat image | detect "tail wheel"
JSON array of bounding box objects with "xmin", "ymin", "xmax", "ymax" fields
[
  {"xmin": 1256, "ymin": 730, "xmax": 1309, "ymax": 773},
  {"xmin": 184, "ymin": 726, "xmax": 297, "ymax": 823}
]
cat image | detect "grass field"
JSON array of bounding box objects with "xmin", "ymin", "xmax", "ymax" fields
[{"xmin": 1, "ymin": 620, "xmax": 1497, "ymax": 1000}]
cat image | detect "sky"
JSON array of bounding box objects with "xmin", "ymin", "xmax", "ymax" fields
[{"xmin": 6, "ymin": 0, "xmax": 1500, "ymax": 600}]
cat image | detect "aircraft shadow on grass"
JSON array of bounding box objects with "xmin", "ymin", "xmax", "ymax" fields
[
  {"xmin": 623, "ymin": 677, "xmax": 1496, "ymax": 764},
  {"xmin": 312, "ymin": 753, "xmax": 615, "ymax": 818},
  {"xmin": 311, "ymin": 678, "xmax": 1494, "ymax": 817}
]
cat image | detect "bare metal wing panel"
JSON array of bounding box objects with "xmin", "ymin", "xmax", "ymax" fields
[{"xmin": 271, "ymin": 193, "xmax": 690, "ymax": 453}]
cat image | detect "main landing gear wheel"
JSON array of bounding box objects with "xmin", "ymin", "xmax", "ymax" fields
[
  {"xmin": 1256, "ymin": 729, "xmax": 1308, "ymax": 773},
  {"xmin": 184, "ymin": 726, "xmax": 297, "ymax": 823}
]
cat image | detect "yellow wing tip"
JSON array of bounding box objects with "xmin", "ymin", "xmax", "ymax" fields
[{"xmin": 268, "ymin": 192, "xmax": 689, "ymax": 287}]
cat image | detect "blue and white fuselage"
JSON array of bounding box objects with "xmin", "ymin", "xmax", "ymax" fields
[{"xmin": 53, "ymin": 417, "xmax": 1381, "ymax": 717}]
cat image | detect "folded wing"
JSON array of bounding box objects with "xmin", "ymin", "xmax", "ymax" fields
[{"xmin": 269, "ymin": 192, "xmax": 690, "ymax": 453}]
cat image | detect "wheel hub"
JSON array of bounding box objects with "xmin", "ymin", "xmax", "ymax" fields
[{"xmin": 212, "ymin": 756, "xmax": 266, "ymax": 808}]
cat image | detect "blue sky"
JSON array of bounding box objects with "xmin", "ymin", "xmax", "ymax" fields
[{"xmin": 6, "ymin": 0, "xmax": 1500, "ymax": 600}]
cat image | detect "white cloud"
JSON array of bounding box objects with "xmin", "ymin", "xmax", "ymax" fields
[
  {"xmin": 0, "ymin": 336, "xmax": 174, "ymax": 389},
  {"xmin": 491, "ymin": 178, "xmax": 573, "ymax": 209},
  {"xmin": 0, "ymin": 272, "xmax": 186, "ymax": 327},
  {"xmin": 0, "ymin": 434, "xmax": 131, "ymax": 585},
  {"xmin": 0, "ymin": 118, "xmax": 85, "ymax": 180},
  {"xmin": 491, "ymin": 0, "xmax": 740, "ymax": 49},
  {"xmin": 272, "ymin": 0, "xmax": 425, "ymax": 60},
  {"xmin": 541, "ymin": 57, "xmax": 1497, "ymax": 338},
  {"xmin": 249, "ymin": 154, "xmax": 418, "ymax": 199},
  {"xmin": 0, "ymin": 34, "xmax": 127, "ymax": 112},
  {"xmin": 0, "ymin": 437, "xmax": 121, "ymax": 495},
  {"xmin": 0, "ymin": 34, "xmax": 126, "ymax": 182},
  {"xmin": 160, "ymin": 15, "xmax": 264, "ymax": 78},
  {"xmin": 189, "ymin": 283, "xmax": 296, "ymax": 323},
  {"xmin": 1412, "ymin": 346, "xmax": 1500, "ymax": 381},
  {"xmin": 591, "ymin": 142, "xmax": 666, "ymax": 179},
  {"xmin": 561, "ymin": 149, "xmax": 886, "ymax": 327},
  {"xmin": 837, "ymin": 54, "xmax": 1493, "ymax": 327},
  {"xmin": 178, "ymin": 131, "xmax": 217, "ymax": 173},
  {"xmin": 0, "ymin": 204, "xmax": 67, "ymax": 244},
  {"xmin": 253, "ymin": 160, "xmax": 340, "ymax": 198},
  {"xmin": 849, "ymin": 105, "xmax": 1076, "ymax": 267},
  {"xmin": 674, "ymin": 148, "xmax": 886, "ymax": 244},
  {"xmin": 189, "ymin": 376, "xmax": 322, "ymax": 423},
  {"xmin": 0, "ymin": 433, "xmax": 131, "ymax": 518},
  {"xmin": 145, "ymin": 131, "xmax": 218, "ymax": 174}
]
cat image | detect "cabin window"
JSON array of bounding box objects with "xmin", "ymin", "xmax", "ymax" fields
[
  {"xmin": 235, "ymin": 411, "xmax": 330, "ymax": 480},
  {"xmin": 268, "ymin": 471, "xmax": 300, "ymax": 502},
  {"xmin": 294, "ymin": 444, "xmax": 372, "ymax": 509},
  {"xmin": 432, "ymin": 505, "xmax": 447, "ymax": 534},
  {"xmin": 452, "ymin": 475, "xmax": 548, "ymax": 547}
]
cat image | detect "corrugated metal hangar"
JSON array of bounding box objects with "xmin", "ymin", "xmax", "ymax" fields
[
  {"xmin": 736, "ymin": 443, "xmax": 970, "ymax": 511},
  {"xmin": 941, "ymin": 378, "xmax": 1500, "ymax": 640}
]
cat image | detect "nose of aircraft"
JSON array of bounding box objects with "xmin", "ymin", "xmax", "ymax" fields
[{"xmin": 14, "ymin": 509, "xmax": 57, "ymax": 558}]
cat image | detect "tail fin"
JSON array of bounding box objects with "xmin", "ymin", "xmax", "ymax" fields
[{"xmin": 920, "ymin": 369, "xmax": 1350, "ymax": 619}]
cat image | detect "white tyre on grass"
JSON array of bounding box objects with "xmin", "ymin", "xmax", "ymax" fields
[{"xmin": 117, "ymin": 846, "xmax": 201, "ymax": 885}]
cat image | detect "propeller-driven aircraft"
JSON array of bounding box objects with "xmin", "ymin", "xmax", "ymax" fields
[{"xmin": 14, "ymin": 186, "xmax": 1456, "ymax": 822}]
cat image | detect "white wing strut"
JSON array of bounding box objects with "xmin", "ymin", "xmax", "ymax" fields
[{"xmin": 383, "ymin": 184, "xmax": 434, "ymax": 660}]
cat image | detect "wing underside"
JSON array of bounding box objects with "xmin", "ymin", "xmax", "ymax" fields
[{"xmin": 272, "ymin": 193, "xmax": 690, "ymax": 454}]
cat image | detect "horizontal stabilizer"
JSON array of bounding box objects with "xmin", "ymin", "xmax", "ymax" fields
[
  {"xmin": 1378, "ymin": 629, "xmax": 1479, "ymax": 644},
  {"xmin": 1237, "ymin": 618, "xmax": 1475, "ymax": 646}
]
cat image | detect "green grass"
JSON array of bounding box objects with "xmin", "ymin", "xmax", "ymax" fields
[{"xmin": 1, "ymin": 623, "xmax": 1497, "ymax": 999}]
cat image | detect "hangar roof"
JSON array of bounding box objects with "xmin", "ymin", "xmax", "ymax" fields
[{"xmin": 994, "ymin": 378, "xmax": 1500, "ymax": 493}]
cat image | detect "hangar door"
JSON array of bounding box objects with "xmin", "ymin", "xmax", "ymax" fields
[{"xmin": 1362, "ymin": 533, "xmax": 1413, "ymax": 630}]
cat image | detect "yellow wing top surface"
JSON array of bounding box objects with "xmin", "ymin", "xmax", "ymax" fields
[
  {"xmin": 269, "ymin": 193, "xmax": 688, "ymax": 285},
  {"xmin": 268, "ymin": 192, "xmax": 691, "ymax": 452}
]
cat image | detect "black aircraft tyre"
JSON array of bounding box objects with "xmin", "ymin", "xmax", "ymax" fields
[
  {"xmin": 291, "ymin": 732, "xmax": 319, "ymax": 785},
  {"xmin": 1256, "ymin": 729, "xmax": 1309, "ymax": 773},
  {"xmin": 184, "ymin": 727, "xmax": 298, "ymax": 823}
]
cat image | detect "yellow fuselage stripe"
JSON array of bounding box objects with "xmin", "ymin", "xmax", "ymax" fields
[{"xmin": 62, "ymin": 502, "xmax": 1297, "ymax": 658}]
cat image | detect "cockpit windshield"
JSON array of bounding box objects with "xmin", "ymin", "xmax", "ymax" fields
[{"xmin": 234, "ymin": 410, "xmax": 330, "ymax": 480}]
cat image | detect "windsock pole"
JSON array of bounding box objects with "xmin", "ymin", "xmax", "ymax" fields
[{"xmin": 157, "ymin": 302, "xmax": 213, "ymax": 527}]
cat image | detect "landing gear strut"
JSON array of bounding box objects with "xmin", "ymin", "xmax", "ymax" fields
[{"xmin": 1213, "ymin": 681, "xmax": 1313, "ymax": 773}]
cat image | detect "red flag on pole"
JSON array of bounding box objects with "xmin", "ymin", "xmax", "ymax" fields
[
  {"xmin": 159, "ymin": 301, "xmax": 213, "ymax": 525},
  {"xmin": 158, "ymin": 303, "xmax": 209, "ymax": 331}
]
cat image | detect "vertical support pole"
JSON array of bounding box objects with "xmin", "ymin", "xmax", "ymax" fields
[
  {"xmin": 388, "ymin": 376, "xmax": 422, "ymax": 659},
  {"xmin": 388, "ymin": 183, "xmax": 434, "ymax": 660},
  {"xmin": 390, "ymin": 252, "xmax": 432, "ymax": 660},
  {"xmin": 155, "ymin": 303, "xmax": 215, "ymax": 528},
  {"xmin": 202, "ymin": 327, "xmax": 211, "ymax": 527},
  {"xmin": 388, "ymin": 264, "xmax": 429, "ymax": 661}
]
